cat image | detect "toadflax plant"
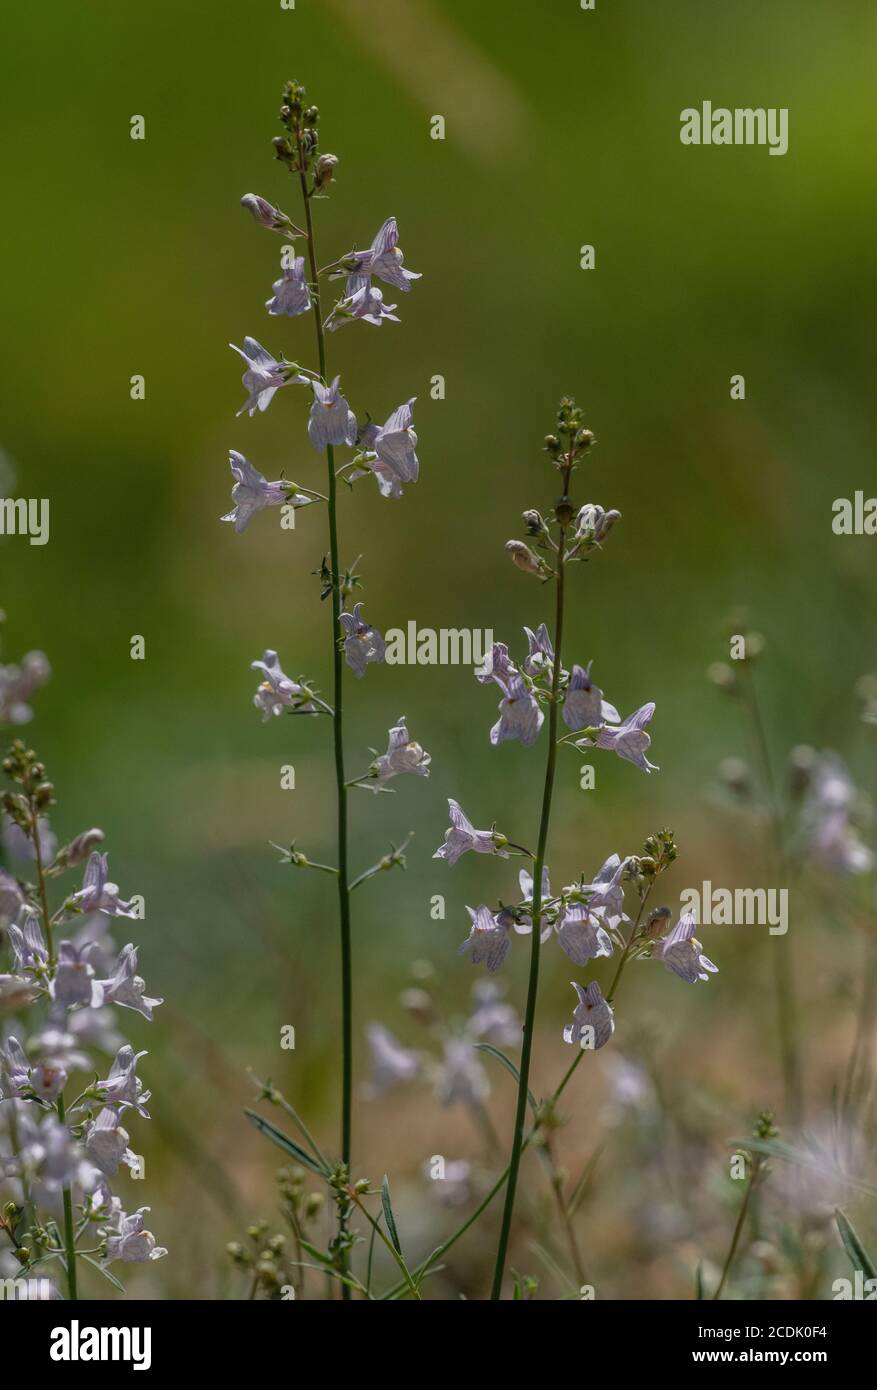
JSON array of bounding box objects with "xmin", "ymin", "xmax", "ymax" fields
[
  {"xmin": 226, "ymin": 81, "xmax": 427, "ymax": 1292},
  {"xmin": 0, "ymin": 634, "xmax": 163, "ymax": 1300},
  {"xmin": 438, "ymin": 398, "xmax": 719, "ymax": 1298}
]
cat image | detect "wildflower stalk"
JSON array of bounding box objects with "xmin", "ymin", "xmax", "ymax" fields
[
  {"xmin": 31, "ymin": 809, "xmax": 77, "ymax": 1300},
  {"xmin": 56, "ymin": 1094, "xmax": 79, "ymax": 1302},
  {"xmin": 740, "ymin": 662, "xmax": 802, "ymax": 1124},
  {"xmin": 293, "ymin": 121, "xmax": 355, "ymax": 1289},
  {"xmin": 490, "ymin": 464, "xmax": 571, "ymax": 1300},
  {"xmin": 713, "ymin": 1113, "xmax": 774, "ymax": 1300}
]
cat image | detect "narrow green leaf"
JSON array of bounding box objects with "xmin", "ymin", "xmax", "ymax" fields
[
  {"xmin": 695, "ymin": 1261, "xmax": 705, "ymax": 1300},
  {"xmin": 299, "ymin": 1238, "xmax": 336, "ymax": 1268},
  {"xmin": 835, "ymin": 1209, "xmax": 877, "ymax": 1280},
  {"xmin": 244, "ymin": 1108, "xmax": 329, "ymax": 1177},
  {"xmin": 381, "ymin": 1174, "xmax": 403, "ymax": 1256},
  {"xmin": 80, "ymin": 1253, "xmax": 125, "ymax": 1293},
  {"xmin": 474, "ymin": 1043, "xmax": 538, "ymax": 1114}
]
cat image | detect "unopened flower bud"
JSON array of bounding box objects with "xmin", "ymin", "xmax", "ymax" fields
[
  {"xmin": 644, "ymin": 906, "xmax": 672, "ymax": 939},
  {"xmin": 240, "ymin": 193, "xmax": 292, "ymax": 233},
  {"xmin": 314, "ymin": 153, "xmax": 339, "ymax": 190},
  {"xmin": 505, "ymin": 540, "xmax": 545, "ymax": 577},
  {"xmin": 522, "ymin": 509, "xmax": 546, "ymax": 536}
]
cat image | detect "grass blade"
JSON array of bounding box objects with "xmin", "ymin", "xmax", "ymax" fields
[
  {"xmin": 474, "ymin": 1043, "xmax": 538, "ymax": 1114},
  {"xmin": 244, "ymin": 1108, "xmax": 330, "ymax": 1177},
  {"xmin": 381, "ymin": 1174, "xmax": 403, "ymax": 1256},
  {"xmin": 835, "ymin": 1209, "xmax": 877, "ymax": 1279}
]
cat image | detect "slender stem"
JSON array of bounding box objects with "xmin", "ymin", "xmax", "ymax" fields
[
  {"xmin": 543, "ymin": 1135, "xmax": 588, "ymax": 1287},
  {"xmin": 606, "ymin": 889, "xmax": 653, "ymax": 1004},
  {"xmin": 56, "ymin": 1093, "xmax": 78, "ymax": 1299},
  {"xmin": 490, "ymin": 487, "xmax": 570, "ymax": 1300},
  {"xmin": 30, "ymin": 803, "xmax": 77, "ymax": 1298},
  {"xmin": 295, "ymin": 135, "xmax": 353, "ymax": 1295},
  {"xmin": 741, "ymin": 664, "xmax": 802, "ymax": 1124},
  {"xmin": 713, "ymin": 1160, "xmax": 759, "ymax": 1300}
]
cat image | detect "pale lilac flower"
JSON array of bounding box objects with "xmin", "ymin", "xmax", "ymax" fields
[
  {"xmin": 555, "ymin": 903, "xmax": 614, "ymax": 966},
  {"xmin": 240, "ymin": 193, "xmax": 294, "ymax": 234},
  {"xmin": 369, "ymin": 716, "xmax": 431, "ymax": 787},
  {"xmin": 333, "ymin": 216, "xmax": 421, "ymax": 296},
  {"xmin": 572, "ymin": 503, "xmax": 621, "ymax": 550},
  {"xmin": 652, "ymin": 911, "xmax": 718, "ymax": 984},
  {"xmin": 7, "ymin": 911, "xmax": 47, "ymax": 972},
  {"xmin": 103, "ymin": 1207, "xmax": 167, "ymax": 1264},
  {"xmin": 339, "ymin": 603, "xmax": 385, "ymax": 678},
  {"xmin": 0, "ymin": 868, "xmax": 24, "ymax": 926},
  {"xmin": 571, "ymin": 854, "xmax": 629, "ymax": 930},
  {"xmin": 459, "ymin": 905, "xmax": 511, "ymax": 972},
  {"xmin": 251, "ymin": 650, "xmax": 316, "ymax": 721},
  {"xmin": 230, "ymin": 337, "xmax": 307, "ymax": 416},
  {"xmin": 72, "ymin": 853, "xmax": 139, "ymax": 919},
  {"xmin": 96, "ymin": 1046, "xmax": 151, "ymax": 1119},
  {"xmin": 522, "ymin": 624, "xmax": 555, "ymax": 678},
  {"xmin": 578, "ymin": 703, "xmax": 658, "ymax": 772},
  {"xmin": 51, "ymin": 941, "xmax": 103, "ymax": 1009},
  {"xmin": 476, "ymin": 642, "xmax": 517, "ymax": 687},
  {"xmin": 601, "ymin": 1054, "xmax": 656, "ymax": 1125},
  {"xmin": 221, "ymin": 451, "xmax": 305, "ymax": 534},
  {"xmin": 325, "ymin": 283, "xmax": 400, "ymax": 332},
  {"xmin": 2, "ymin": 1045, "xmax": 67, "ymax": 1106},
  {"xmin": 490, "ymin": 674, "xmax": 544, "ymax": 747},
  {"xmin": 68, "ymin": 1005, "xmax": 124, "ymax": 1055},
  {"xmin": 266, "ymin": 256, "xmax": 312, "ymax": 316},
  {"xmin": 85, "ymin": 1107, "xmax": 137, "ymax": 1177},
  {"xmin": 308, "ymin": 376, "xmax": 357, "ymax": 450},
  {"xmin": 3, "ymin": 1032, "xmax": 74, "ymax": 1103},
  {"xmin": 798, "ymin": 752, "xmax": 874, "ymax": 875},
  {"xmin": 563, "ymin": 980, "xmax": 615, "ymax": 1050},
  {"xmin": 465, "ymin": 980, "xmax": 521, "ymax": 1048},
  {"xmin": 26, "ymin": 1115, "xmax": 95, "ymax": 1192},
  {"xmin": 27, "ymin": 1024, "xmax": 91, "ymax": 1076},
  {"xmin": 514, "ymin": 865, "xmax": 552, "ymax": 941},
  {"xmin": 562, "ymin": 662, "xmax": 621, "ymax": 731},
  {"xmin": 363, "ymin": 1023, "xmax": 419, "ymax": 1098},
  {"xmin": 1, "ymin": 1036, "xmax": 31, "ymax": 1097},
  {"xmin": 0, "ymin": 651, "xmax": 50, "ymax": 725},
  {"xmin": 433, "ymin": 1037, "xmax": 490, "ymax": 1107},
  {"xmin": 98, "ymin": 944, "xmax": 163, "ymax": 1021},
  {"xmin": 356, "ymin": 399, "xmax": 419, "ymax": 498},
  {"xmin": 433, "ymin": 799, "xmax": 509, "ymax": 867}
]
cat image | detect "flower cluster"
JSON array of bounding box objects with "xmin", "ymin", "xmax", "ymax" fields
[{"xmin": 0, "ymin": 709, "xmax": 163, "ymax": 1298}]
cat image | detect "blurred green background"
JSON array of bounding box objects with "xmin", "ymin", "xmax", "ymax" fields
[{"xmin": 2, "ymin": 0, "xmax": 877, "ymax": 1297}]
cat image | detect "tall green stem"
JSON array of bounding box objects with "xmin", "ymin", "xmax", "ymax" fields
[
  {"xmin": 741, "ymin": 664, "xmax": 802, "ymax": 1124},
  {"xmin": 295, "ymin": 142, "xmax": 353, "ymax": 1294},
  {"xmin": 56, "ymin": 1093, "xmax": 79, "ymax": 1301},
  {"xmin": 490, "ymin": 488, "xmax": 569, "ymax": 1300},
  {"xmin": 31, "ymin": 804, "xmax": 76, "ymax": 1298}
]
